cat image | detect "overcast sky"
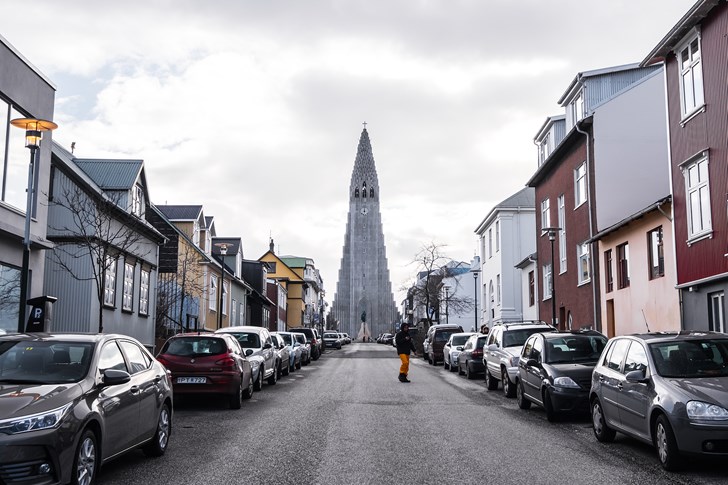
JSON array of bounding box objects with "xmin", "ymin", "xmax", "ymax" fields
[{"xmin": 3, "ymin": 0, "xmax": 694, "ymax": 306}]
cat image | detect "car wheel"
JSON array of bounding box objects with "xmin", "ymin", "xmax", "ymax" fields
[
  {"xmin": 283, "ymin": 360, "xmax": 290, "ymax": 376},
  {"xmin": 268, "ymin": 365, "xmax": 278, "ymax": 385},
  {"xmin": 229, "ymin": 377, "xmax": 244, "ymax": 409},
  {"xmin": 242, "ymin": 374, "xmax": 254, "ymax": 399},
  {"xmin": 296, "ymin": 358, "xmax": 302, "ymax": 370},
  {"xmin": 457, "ymin": 362, "xmax": 464, "ymax": 376},
  {"xmin": 253, "ymin": 368, "xmax": 263, "ymax": 391},
  {"xmin": 465, "ymin": 362, "xmax": 474, "ymax": 379},
  {"xmin": 502, "ymin": 368, "xmax": 516, "ymax": 398},
  {"xmin": 655, "ymin": 415, "xmax": 682, "ymax": 471},
  {"xmin": 449, "ymin": 357, "xmax": 457, "ymax": 372},
  {"xmin": 516, "ymin": 379, "xmax": 531, "ymax": 410},
  {"xmin": 443, "ymin": 358, "xmax": 449, "ymax": 370},
  {"xmin": 486, "ymin": 368, "xmax": 499, "ymax": 390},
  {"xmin": 543, "ymin": 389, "xmax": 558, "ymax": 422},
  {"xmin": 72, "ymin": 429, "xmax": 97, "ymax": 485},
  {"xmin": 143, "ymin": 403, "xmax": 171, "ymax": 456},
  {"xmin": 591, "ymin": 398, "xmax": 616, "ymax": 442}
]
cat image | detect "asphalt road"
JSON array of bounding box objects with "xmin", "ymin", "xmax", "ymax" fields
[{"xmin": 99, "ymin": 343, "xmax": 726, "ymax": 485}]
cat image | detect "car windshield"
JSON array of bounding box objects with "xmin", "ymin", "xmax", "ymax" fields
[
  {"xmin": 0, "ymin": 340, "xmax": 94, "ymax": 384},
  {"xmin": 545, "ymin": 335, "xmax": 607, "ymax": 364},
  {"xmin": 649, "ymin": 339, "xmax": 728, "ymax": 378},
  {"xmin": 503, "ymin": 328, "xmax": 551, "ymax": 348},
  {"xmin": 435, "ymin": 330, "xmax": 457, "ymax": 343},
  {"xmin": 324, "ymin": 334, "xmax": 338, "ymax": 338},
  {"xmin": 451, "ymin": 335, "xmax": 470, "ymax": 346},
  {"xmin": 227, "ymin": 332, "xmax": 261, "ymax": 349},
  {"xmin": 163, "ymin": 337, "xmax": 227, "ymax": 356}
]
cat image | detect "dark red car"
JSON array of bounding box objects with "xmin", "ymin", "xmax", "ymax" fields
[{"xmin": 157, "ymin": 333, "xmax": 253, "ymax": 409}]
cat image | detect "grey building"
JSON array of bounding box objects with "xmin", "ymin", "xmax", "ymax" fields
[
  {"xmin": 331, "ymin": 128, "xmax": 399, "ymax": 339},
  {"xmin": 0, "ymin": 34, "xmax": 56, "ymax": 332}
]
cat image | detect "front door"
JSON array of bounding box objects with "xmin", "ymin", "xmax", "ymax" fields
[{"xmin": 617, "ymin": 342, "xmax": 652, "ymax": 441}]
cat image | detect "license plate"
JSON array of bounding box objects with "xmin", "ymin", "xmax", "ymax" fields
[{"xmin": 177, "ymin": 377, "xmax": 206, "ymax": 384}]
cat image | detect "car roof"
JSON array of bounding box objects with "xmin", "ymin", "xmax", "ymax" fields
[
  {"xmin": 450, "ymin": 332, "xmax": 476, "ymax": 337},
  {"xmin": 498, "ymin": 322, "xmax": 554, "ymax": 330},
  {"xmin": 618, "ymin": 330, "xmax": 728, "ymax": 343},
  {"xmin": 539, "ymin": 330, "xmax": 606, "ymax": 340},
  {"xmin": 0, "ymin": 332, "xmax": 124, "ymax": 343}
]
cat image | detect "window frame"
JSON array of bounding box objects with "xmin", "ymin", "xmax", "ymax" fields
[
  {"xmin": 681, "ymin": 152, "xmax": 712, "ymax": 242},
  {"xmin": 617, "ymin": 243, "xmax": 630, "ymax": 289},
  {"xmin": 122, "ymin": 261, "xmax": 135, "ymax": 312},
  {"xmin": 604, "ymin": 249, "xmax": 613, "ymax": 293},
  {"xmin": 543, "ymin": 263, "xmax": 553, "ymax": 300},
  {"xmin": 541, "ymin": 198, "xmax": 551, "ymax": 228},
  {"xmin": 577, "ymin": 242, "xmax": 591, "ymax": 286},
  {"xmin": 574, "ymin": 162, "xmax": 587, "ymax": 208},
  {"xmin": 557, "ymin": 194, "xmax": 566, "ymax": 274},
  {"xmin": 139, "ymin": 269, "xmax": 150, "ymax": 316},
  {"xmin": 647, "ymin": 226, "xmax": 665, "ymax": 280},
  {"xmin": 676, "ymin": 30, "xmax": 705, "ymax": 121},
  {"xmin": 528, "ymin": 270, "xmax": 535, "ymax": 307},
  {"xmin": 103, "ymin": 255, "xmax": 117, "ymax": 308},
  {"xmin": 209, "ymin": 274, "xmax": 218, "ymax": 311}
]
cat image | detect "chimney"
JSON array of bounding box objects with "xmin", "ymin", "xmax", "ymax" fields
[{"xmin": 269, "ymin": 238, "xmax": 275, "ymax": 253}]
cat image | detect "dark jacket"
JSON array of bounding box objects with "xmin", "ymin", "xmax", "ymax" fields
[{"xmin": 395, "ymin": 329, "xmax": 416, "ymax": 355}]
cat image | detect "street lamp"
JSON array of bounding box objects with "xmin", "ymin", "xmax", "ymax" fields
[
  {"xmin": 542, "ymin": 227, "xmax": 561, "ymax": 328},
  {"xmin": 215, "ymin": 243, "xmax": 229, "ymax": 329},
  {"xmin": 10, "ymin": 118, "xmax": 58, "ymax": 332},
  {"xmin": 472, "ymin": 269, "xmax": 480, "ymax": 332},
  {"xmin": 444, "ymin": 285, "xmax": 450, "ymax": 325}
]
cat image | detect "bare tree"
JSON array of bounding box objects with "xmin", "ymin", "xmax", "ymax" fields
[{"xmin": 47, "ymin": 180, "xmax": 153, "ymax": 333}]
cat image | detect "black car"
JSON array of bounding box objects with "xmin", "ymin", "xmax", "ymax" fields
[
  {"xmin": 516, "ymin": 330, "xmax": 607, "ymax": 421},
  {"xmin": 457, "ymin": 333, "xmax": 488, "ymax": 379},
  {"xmin": 0, "ymin": 333, "xmax": 173, "ymax": 485}
]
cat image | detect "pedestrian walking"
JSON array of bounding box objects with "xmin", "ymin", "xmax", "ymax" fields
[
  {"xmin": 480, "ymin": 324, "xmax": 489, "ymax": 336},
  {"xmin": 395, "ymin": 322, "xmax": 416, "ymax": 383}
]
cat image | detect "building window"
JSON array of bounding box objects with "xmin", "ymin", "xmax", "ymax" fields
[
  {"xmin": 139, "ymin": 269, "xmax": 150, "ymax": 315},
  {"xmin": 528, "ymin": 270, "xmax": 535, "ymax": 307},
  {"xmin": 222, "ymin": 282, "xmax": 228, "ymax": 315},
  {"xmin": 488, "ymin": 281, "xmax": 494, "ymax": 313},
  {"xmin": 648, "ymin": 226, "xmax": 665, "ymax": 279},
  {"xmin": 103, "ymin": 256, "xmax": 117, "ymax": 307},
  {"xmin": 132, "ymin": 185, "xmax": 144, "ymax": 217},
  {"xmin": 122, "ymin": 262, "xmax": 135, "ymax": 311},
  {"xmin": 617, "ymin": 243, "xmax": 630, "ymax": 289},
  {"xmin": 709, "ymin": 292, "xmax": 725, "ymax": 333},
  {"xmin": 604, "ymin": 250, "xmax": 613, "ymax": 293},
  {"xmin": 678, "ymin": 33, "xmax": 704, "ymax": 118},
  {"xmin": 575, "ymin": 162, "xmax": 587, "ymax": 207},
  {"xmin": 496, "ymin": 274, "xmax": 501, "ymax": 305},
  {"xmin": 558, "ymin": 194, "xmax": 566, "ymax": 273},
  {"xmin": 354, "ymin": 188, "xmax": 359, "ymax": 198},
  {"xmin": 541, "ymin": 199, "xmax": 551, "ymax": 229},
  {"xmin": 683, "ymin": 154, "xmax": 711, "ymax": 240},
  {"xmin": 543, "ymin": 263, "xmax": 552, "ymax": 300},
  {"xmin": 209, "ymin": 274, "xmax": 218, "ymax": 311},
  {"xmin": 0, "ymin": 263, "xmax": 21, "ymax": 332},
  {"xmin": 539, "ymin": 133, "xmax": 551, "ymax": 165},
  {"xmin": 232, "ymin": 298, "xmax": 237, "ymax": 325},
  {"xmin": 577, "ymin": 242, "xmax": 590, "ymax": 285},
  {"xmin": 370, "ymin": 188, "xmax": 374, "ymax": 198},
  {"xmin": 267, "ymin": 262, "xmax": 277, "ymax": 273},
  {"xmin": 495, "ymin": 221, "xmax": 500, "ymax": 253},
  {"xmin": 1, "ymin": 102, "xmax": 35, "ymax": 212},
  {"xmin": 488, "ymin": 229, "xmax": 493, "ymax": 258}
]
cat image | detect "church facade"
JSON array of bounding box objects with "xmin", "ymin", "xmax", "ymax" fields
[{"xmin": 331, "ymin": 128, "xmax": 399, "ymax": 339}]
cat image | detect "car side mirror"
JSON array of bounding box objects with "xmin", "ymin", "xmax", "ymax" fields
[
  {"xmin": 455, "ymin": 346, "xmax": 464, "ymax": 351},
  {"xmin": 245, "ymin": 349, "xmax": 254, "ymax": 357},
  {"xmin": 487, "ymin": 344, "xmax": 498, "ymax": 351},
  {"xmin": 263, "ymin": 343, "xmax": 272, "ymax": 349},
  {"xmin": 625, "ymin": 369, "xmax": 649, "ymax": 383},
  {"xmin": 102, "ymin": 369, "xmax": 131, "ymax": 386},
  {"xmin": 526, "ymin": 358, "xmax": 539, "ymax": 367}
]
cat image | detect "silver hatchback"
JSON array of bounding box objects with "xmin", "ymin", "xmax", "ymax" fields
[{"xmin": 590, "ymin": 331, "xmax": 728, "ymax": 471}]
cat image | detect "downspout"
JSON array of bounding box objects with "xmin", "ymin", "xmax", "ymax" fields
[{"xmin": 575, "ymin": 121, "xmax": 600, "ymax": 332}]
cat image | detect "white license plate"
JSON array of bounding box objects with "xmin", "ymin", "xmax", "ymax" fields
[{"xmin": 177, "ymin": 377, "xmax": 206, "ymax": 384}]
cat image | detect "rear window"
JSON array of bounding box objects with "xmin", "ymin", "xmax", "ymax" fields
[
  {"xmin": 451, "ymin": 335, "xmax": 470, "ymax": 346},
  {"xmin": 163, "ymin": 337, "xmax": 228, "ymax": 356},
  {"xmin": 435, "ymin": 330, "xmax": 458, "ymax": 343},
  {"xmin": 226, "ymin": 332, "xmax": 261, "ymax": 349},
  {"xmin": 475, "ymin": 337, "xmax": 488, "ymax": 349}
]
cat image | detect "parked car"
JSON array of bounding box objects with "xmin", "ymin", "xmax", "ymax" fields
[
  {"xmin": 443, "ymin": 332, "xmax": 476, "ymax": 371},
  {"xmin": 341, "ymin": 333, "xmax": 352, "ymax": 344},
  {"xmin": 270, "ymin": 333, "xmax": 291, "ymax": 378},
  {"xmin": 0, "ymin": 332, "xmax": 173, "ymax": 485},
  {"xmin": 157, "ymin": 333, "xmax": 253, "ymax": 408},
  {"xmin": 292, "ymin": 332, "xmax": 311, "ymax": 365},
  {"xmin": 323, "ymin": 332, "xmax": 343, "ymax": 349},
  {"xmin": 424, "ymin": 324, "xmax": 464, "ymax": 365},
  {"xmin": 382, "ymin": 333, "xmax": 394, "ymax": 345},
  {"xmin": 457, "ymin": 333, "xmax": 489, "ymax": 379},
  {"xmin": 273, "ymin": 331, "xmax": 302, "ymax": 371},
  {"xmin": 216, "ymin": 326, "xmax": 278, "ymax": 390},
  {"xmin": 516, "ymin": 330, "xmax": 607, "ymax": 422},
  {"xmin": 289, "ymin": 327, "xmax": 321, "ymax": 360},
  {"xmin": 484, "ymin": 321, "xmax": 555, "ymax": 397},
  {"xmin": 590, "ymin": 331, "xmax": 728, "ymax": 470}
]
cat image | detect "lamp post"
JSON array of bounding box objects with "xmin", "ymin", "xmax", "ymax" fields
[
  {"xmin": 10, "ymin": 118, "xmax": 58, "ymax": 333},
  {"xmin": 444, "ymin": 286, "xmax": 450, "ymax": 325},
  {"xmin": 472, "ymin": 270, "xmax": 480, "ymax": 332},
  {"xmin": 542, "ymin": 227, "xmax": 561, "ymax": 328},
  {"xmin": 215, "ymin": 243, "xmax": 229, "ymax": 329}
]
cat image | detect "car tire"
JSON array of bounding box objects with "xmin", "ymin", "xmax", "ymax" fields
[
  {"xmin": 465, "ymin": 362, "xmax": 474, "ymax": 379},
  {"xmin": 283, "ymin": 360, "xmax": 290, "ymax": 376},
  {"xmin": 516, "ymin": 379, "xmax": 531, "ymax": 410},
  {"xmin": 253, "ymin": 368, "xmax": 263, "ymax": 391},
  {"xmin": 655, "ymin": 414, "xmax": 682, "ymax": 471},
  {"xmin": 229, "ymin": 377, "xmax": 244, "ymax": 409},
  {"xmin": 450, "ymin": 358, "xmax": 457, "ymax": 372},
  {"xmin": 591, "ymin": 398, "xmax": 616, "ymax": 443},
  {"xmin": 242, "ymin": 374, "xmax": 254, "ymax": 399},
  {"xmin": 268, "ymin": 365, "xmax": 278, "ymax": 385},
  {"xmin": 443, "ymin": 358, "xmax": 449, "ymax": 370},
  {"xmin": 502, "ymin": 368, "xmax": 516, "ymax": 398},
  {"xmin": 72, "ymin": 429, "xmax": 98, "ymax": 485},
  {"xmin": 543, "ymin": 389, "xmax": 558, "ymax": 422},
  {"xmin": 296, "ymin": 358, "xmax": 302, "ymax": 370},
  {"xmin": 457, "ymin": 362, "xmax": 464, "ymax": 376},
  {"xmin": 143, "ymin": 403, "xmax": 171, "ymax": 456},
  {"xmin": 486, "ymin": 368, "xmax": 499, "ymax": 390}
]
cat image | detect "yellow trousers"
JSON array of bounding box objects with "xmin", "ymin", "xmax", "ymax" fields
[{"xmin": 399, "ymin": 353, "xmax": 410, "ymax": 375}]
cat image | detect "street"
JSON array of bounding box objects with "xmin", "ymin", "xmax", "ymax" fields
[{"xmin": 100, "ymin": 343, "xmax": 725, "ymax": 485}]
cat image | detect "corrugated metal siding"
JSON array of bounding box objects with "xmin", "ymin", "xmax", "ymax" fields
[
  {"xmin": 584, "ymin": 66, "xmax": 661, "ymax": 114},
  {"xmin": 667, "ymin": 2, "xmax": 728, "ymax": 286},
  {"xmin": 553, "ymin": 118, "xmax": 566, "ymax": 146},
  {"xmin": 43, "ymin": 245, "xmax": 96, "ymax": 333}
]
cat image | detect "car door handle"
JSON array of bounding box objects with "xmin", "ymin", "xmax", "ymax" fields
[
  {"xmin": 130, "ymin": 386, "xmax": 140, "ymax": 394},
  {"xmin": 617, "ymin": 383, "xmax": 624, "ymax": 391}
]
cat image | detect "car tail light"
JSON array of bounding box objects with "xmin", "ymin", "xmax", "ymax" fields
[
  {"xmin": 215, "ymin": 355, "xmax": 236, "ymax": 371},
  {"xmin": 472, "ymin": 349, "xmax": 483, "ymax": 359}
]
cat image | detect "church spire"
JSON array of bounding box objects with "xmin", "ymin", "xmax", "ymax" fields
[{"xmin": 350, "ymin": 127, "xmax": 379, "ymax": 201}]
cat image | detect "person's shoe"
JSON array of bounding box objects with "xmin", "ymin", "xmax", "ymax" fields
[
  {"xmin": 398, "ymin": 373, "xmax": 406, "ymax": 382},
  {"xmin": 401, "ymin": 375, "xmax": 411, "ymax": 383}
]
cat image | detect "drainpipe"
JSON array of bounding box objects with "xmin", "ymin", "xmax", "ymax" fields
[{"xmin": 575, "ymin": 121, "xmax": 600, "ymax": 332}]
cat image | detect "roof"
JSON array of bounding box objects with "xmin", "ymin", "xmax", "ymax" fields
[
  {"xmin": 587, "ymin": 196, "xmax": 671, "ymax": 243},
  {"xmin": 211, "ymin": 237, "xmax": 242, "ymax": 256},
  {"xmin": 279, "ymin": 256, "xmax": 313, "ymax": 268},
  {"xmin": 74, "ymin": 159, "xmax": 143, "ymax": 190},
  {"xmin": 526, "ymin": 117, "xmax": 593, "ymax": 187},
  {"xmin": 558, "ymin": 63, "xmax": 642, "ymax": 105},
  {"xmin": 475, "ymin": 187, "xmax": 535, "ymax": 234},
  {"xmin": 515, "ymin": 253, "xmax": 538, "ymax": 269},
  {"xmin": 0, "ymin": 33, "xmax": 56, "ymax": 90},
  {"xmin": 156, "ymin": 205, "xmax": 203, "ymax": 221}
]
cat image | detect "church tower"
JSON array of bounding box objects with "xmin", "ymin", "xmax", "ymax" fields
[{"xmin": 331, "ymin": 127, "xmax": 399, "ymax": 339}]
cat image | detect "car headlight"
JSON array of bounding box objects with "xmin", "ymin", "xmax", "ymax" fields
[
  {"xmin": 552, "ymin": 376, "xmax": 581, "ymax": 389},
  {"xmin": 509, "ymin": 356, "xmax": 520, "ymax": 367},
  {"xmin": 0, "ymin": 403, "xmax": 73, "ymax": 435},
  {"xmin": 687, "ymin": 401, "xmax": 728, "ymax": 421}
]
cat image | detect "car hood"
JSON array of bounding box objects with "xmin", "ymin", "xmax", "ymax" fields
[
  {"xmin": 548, "ymin": 362, "xmax": 597, "ymax": 379},
  {"xmin": 503, "ymin": 347, "xmax": 521, "ymax": 358},
  {"xmin": 0, "ymin": 382, "xmax": 83, "ymax": 419},
  {"xmin": 666, "ymin": 376, "xmax": 728, "ymax": 405}
]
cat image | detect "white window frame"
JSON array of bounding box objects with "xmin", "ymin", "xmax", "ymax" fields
[
  {"xmin": 541, "ymin": 198, "xmax": 551, "ymax": 228},
  {"xmin": 676, "ymin": 30, "xmax": 705, "ymax": 120},
  {"xmin": 574, "ymin": 162, "xmax": 587, "ymax": 208},
  {"xmin": 232, "ymin": 298, "xmax": 237, "ymax": 325},
  {"xmin": 222, "ymin": 281, "xmax": 228, "ymax": 315},
  {"xmin": 139, "ymin": 269, "xmax": 150, "ymax": 315},
  {"xmin": 209, "ymin": 274, "xmax": 218, "ymax": 311},
  {"xmin": 710, "ymin": 292, "xmax": 725, "ymax": 333},
  {"xmin": 132, "ymin": 185, "xmax": 144, "ymax": 217},
  {"xmin": 103, "ymin": 255, "xmax": 117, "ymax": 307},
  {"xmin": 682, "ymin": 152, "xmax": 712, "ymax": 241},
  {"xmin": 577, "ymin": 242, "xmax": 591, "ymax": 286},
  {"xmin": 558, "ymin": 194, "xmax": 566, "ymax": 274},
  {"xmin": 496, "ymin": 274, "xmax": 501, "ymax": 305},
  {"xmin": 488, "ymin": 228, "xmax": 493, "ymax": 258},
  {"xmin": 122, "ymin": 261, "xmax": 134, "ymax": 311},
  {"xmin": 495, "ymin": 220, "xmax": 500, "ymax": 253},
  {"xmin": 543, "ymin": 263, "xmax": 552, "ymax": 300},
  {"xmin": 539, "ymin": 132, "xmax": 551, "ymax": 165}
]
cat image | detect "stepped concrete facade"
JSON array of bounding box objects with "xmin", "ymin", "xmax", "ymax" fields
[{"xmin": 331, "ymin": 128, "xmax": 399, "ymax": 339}]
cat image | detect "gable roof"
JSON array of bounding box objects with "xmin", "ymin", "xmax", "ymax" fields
[
  {"xmin": 74, "ymin": 159, "xmax": 143, "ymax": 190},
  {"xmin": 156, "ymin": 205, "xmax": 204, "ymax": 221},
  {"xmin": 475, "ymin": 187, "xmax": 535, "ymax": 234},
  {"xmin": 279, "ymin": 255, "xmax": 313, "ymax": 268},
  {"xmin": 258, "ymin": 251, "xmax": 304, "ymax": 282}
]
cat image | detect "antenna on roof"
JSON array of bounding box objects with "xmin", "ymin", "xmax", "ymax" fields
[{"xmin": 641, "ymin": 309, "xmax": 651, "ymax": 332}]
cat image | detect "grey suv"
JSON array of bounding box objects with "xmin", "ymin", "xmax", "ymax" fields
[
  {"xmin": 216, "ymin": 326, "xmax": 278, "ymax": 390},
  {"xmin": 484, "ymin": 321, "xmax": 554, "ymax": 397}
]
